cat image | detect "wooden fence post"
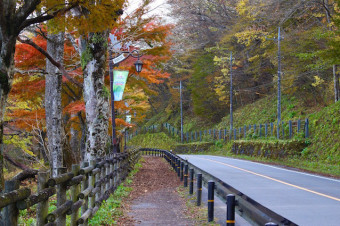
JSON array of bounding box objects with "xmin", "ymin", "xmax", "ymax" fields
[
  {"xmin": 2, "ymin": 180, "xmax": 20, "ymax": 225},
  {"xmin": 57, "ymin": 167, "xmax": 67, "ymax": 226},
  {"xmin": 89, "ymin": 160, "xmax": 95, "ymax": 210},
  {"xmin": 81, "ymin": 162, "xmax": 89, "ymax": 226},
  {"xmin": 36, "ymin": 171, "xmax": 49, "ymax": 226},
  {"xmin": 70, "ymin": 165, "xmax": 80, "ymax": 226}
]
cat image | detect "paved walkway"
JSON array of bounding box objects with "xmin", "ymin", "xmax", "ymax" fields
[{"xmin": 127, "ymin": 157, "xmax": 194, "ymax": 226}]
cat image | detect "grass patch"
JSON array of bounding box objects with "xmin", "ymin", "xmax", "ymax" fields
[
  {"xmin": 128, "ymin": 132, "xmax": 178, "ymax": 150},
  {"xmin": 89, "ymin": 160, "xmax": 143, "ymax": 225}
]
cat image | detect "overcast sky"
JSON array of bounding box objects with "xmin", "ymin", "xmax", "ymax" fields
[{"xmin": 126, "ymin": 0, "xmax": 171, "ymax": 20}]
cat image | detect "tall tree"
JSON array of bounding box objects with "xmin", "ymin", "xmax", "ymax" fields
[
  {"xmin": 45, "ymin": 31, "xmax": 64, "ymax": 176},
  {"xmin": 81, "ymin": 31, "xmax": 111, "ymax": 161},
  {"xmin": 0, "ymin": 0, "xmax": 78, "ymax": 192}
]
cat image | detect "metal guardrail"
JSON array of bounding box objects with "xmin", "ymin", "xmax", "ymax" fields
[{"xmin": 140, "ymin": 148, "xmax": 297, "ymax": 226}]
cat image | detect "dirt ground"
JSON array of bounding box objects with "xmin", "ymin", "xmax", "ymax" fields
[{"xmin": 116, "ymin": 156, "xmax": 195, "ymax": 226}]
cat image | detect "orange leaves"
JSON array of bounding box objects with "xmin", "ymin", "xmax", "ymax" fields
[
  {"xmin": 115, "ymin": 118, "xmax": 134, "ymax": 128},
  {"xmin": 15, "ymin": 35, "xmax": 46, "ymax": 70},
  {"xmin": 63, "ymin": 101, "xmax": 85, "ymax": 114},
  {"xmin": 7, "ymin": 108, "xmax": 46, "ymax": 131}
]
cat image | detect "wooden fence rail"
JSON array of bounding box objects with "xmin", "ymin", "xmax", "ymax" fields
[{"xmin": 0, "ymin": 149, "xmax": 140, "ymax": 226}]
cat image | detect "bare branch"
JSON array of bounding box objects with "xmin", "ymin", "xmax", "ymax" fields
[{"xmin": 17, "ymin": 36, "xmax": 83, "ymax": 88}]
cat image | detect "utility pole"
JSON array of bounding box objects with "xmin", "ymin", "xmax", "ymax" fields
[
  {"xmin": 267, "ymin": 27, "xmax": 284, "ymax": 138},
  {"xmin": 277, "ymin": 27, "xmax": 283, "ymax": 123},
  {"xmin": 180, "ymin": 80, "xmax": 183, "ymax": 143},
  {"xmin": 230, "ymin": 51, "xmax": 233, "ymax": 131}
]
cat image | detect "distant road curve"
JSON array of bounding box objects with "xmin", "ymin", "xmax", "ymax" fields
[{"xmin": 179, "ymin": 155, "xmax": 340, "ymax": 226}]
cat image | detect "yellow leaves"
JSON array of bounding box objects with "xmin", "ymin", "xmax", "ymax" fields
[
  {"xmin": 234, "ymin": 29, "xmax": 267, "ymax": 47},
  {"xmin": 4, "ymin": 135, "xmax": 35, "ymax": 157},
  {"xmin": 248, "ymin": 54, "xmax": 260, "ymax": 62},
  {"xmin": 312, "ymin": 75, "xmax": 325, "ymax": 87},
  {"xmin": 236, "ymin": 0, "xmax": 264, "ymax": 21},
  {"xmin": 42, "ymin": 0, "xmax": 126, "ymax": 34}
]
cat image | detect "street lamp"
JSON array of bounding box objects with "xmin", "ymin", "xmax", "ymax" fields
[
  {"xmin": 109, "ymin": 49, "xmax": 143, "ymax": 153},
  {"xmin": 134, "ymin": 57, "xmax": 143, "ymax": 73}
]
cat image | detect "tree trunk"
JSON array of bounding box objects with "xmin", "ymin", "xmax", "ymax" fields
[
  {"xmin": 70, "ymin": 113, "xmax": 81, "ymax": 163},
  {"xmin": 334, "ymin": 65, "xmax": 340, "ymax": 102},
  {"xmin": 45, "ymin": 32, "xmax": 64, "ymax": 177},
  {"xmin": 0, "ymin": 37, "xmax": 17, "ymax": 192},
  {"xmin": 82, "ymin": 31, "xmax": 110, "ymax": 162},
  {"xmin": 78, "ymin": 112, "xmax": 87, "ymax": 161}
]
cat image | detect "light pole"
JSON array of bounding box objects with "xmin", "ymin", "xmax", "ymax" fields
[
  {"xmin": 180, "ymin": 80, "xmax": 183, "ymax": 142},
  {"xmin": 109, "ymin": 50, "xmax": 143, "ymax": 153},
  {"xmin": 229, "ymin": 51, "xmax": 233, "ymax": 132}
]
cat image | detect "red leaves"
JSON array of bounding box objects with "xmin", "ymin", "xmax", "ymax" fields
[{"xmin": 63, "ymin": 101, "xmax": 85, "ymax": 114}]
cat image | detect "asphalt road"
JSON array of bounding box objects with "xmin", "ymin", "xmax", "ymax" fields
[{"xmin": 179, "ymin": 155, "xmax": 340, "ymax": 226}]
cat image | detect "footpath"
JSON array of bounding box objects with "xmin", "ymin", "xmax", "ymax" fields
[{"xmin": 116, "ymin": 156, "xmax": 196, "ymax": 225}]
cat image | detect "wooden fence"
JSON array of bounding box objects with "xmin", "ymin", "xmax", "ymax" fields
[
  {"xmin": 128, "ymin": 119, "xmax": 310, "ymax": 143},
  {"xmin": 0, "ymin": 149, "xmax": 140, "ymax": 226}
]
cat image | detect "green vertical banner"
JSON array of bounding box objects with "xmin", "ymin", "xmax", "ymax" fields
[{"xmin": 113, "ymin": 70, "xmax": 129, "ymax": 101}]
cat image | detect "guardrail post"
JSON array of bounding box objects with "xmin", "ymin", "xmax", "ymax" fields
[
  {"xmin": 189, "ymin": 168, "xmax": 194, "ymax": 194},
  {"xmin": 71, "ymin": 165, "xmax": 80, "ymax": 226},
  {"xmin": 289, "ymin": 120, "xmax": 292, "ymax": 139},
  {"xmin": 208, "ymin": 181, "xmax": 215, "ymax": 222},
  {"xmin": 197, "ymin": 173, "xmax": 202, "ymax": 206},
  {"xmin": 226, "ymin": 194, "xmax": 235, "ymax": 226},
  {"xmin": 265, "ymin": 123, "xmax": 268, "ymax": 137},
  {"xmin": 2, "ymin": 180, "xmax": 20, "ymax": 225},
  {"xmin": 177, "ymin": 159, "xmax": 181, "ymax": 177},
  {"xmin": 259, "ymin": 124, "xmax": 262, "ymax": 137},
  {"xmin": 184, "ymin": 164, "xmax": 188, "ymax": 187},
  {"xmin": 180, "ymin": 162, "xmax": 184, "ymax": 181}
]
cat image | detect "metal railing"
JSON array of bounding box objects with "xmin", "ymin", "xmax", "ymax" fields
[
  {"xmin": 127, "ymin": 119, "xmax": 310, "ymax": 144},
  {"xmin": 141, "ymin": 148, "xmax": 297, "ymax": 226}
]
